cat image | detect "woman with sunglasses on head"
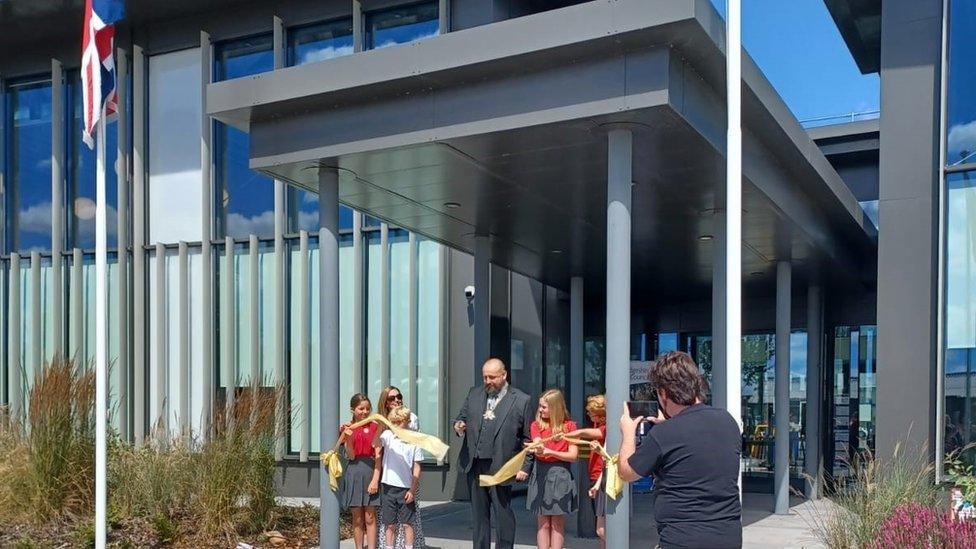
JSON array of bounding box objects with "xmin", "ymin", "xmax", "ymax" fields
[{"xmin": 377, "ymin": 385, "xmax": 424, "ymax": 549}]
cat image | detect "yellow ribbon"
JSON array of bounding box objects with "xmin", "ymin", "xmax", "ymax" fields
[
  {"xmin": 320, "ymin": 413, "xmax": 450, "ymax": 492},
  {"xmin": 477, "ymin": 435, "xmax": 622, "ymax": 500}
]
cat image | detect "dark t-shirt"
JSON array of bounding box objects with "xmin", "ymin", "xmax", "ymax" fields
[{"xmin": 628, "ymin": 404, "xmax": 742, "ymax": 549}]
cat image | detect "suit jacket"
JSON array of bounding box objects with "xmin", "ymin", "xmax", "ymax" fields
[{"xmin": 455, "ymin": 384, "xmax": 535, "ymax": 482}]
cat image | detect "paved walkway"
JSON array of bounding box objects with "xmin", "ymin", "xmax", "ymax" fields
[{"xmin": 332, "ymin": 493, "xmax": 826, "ymax": 548}]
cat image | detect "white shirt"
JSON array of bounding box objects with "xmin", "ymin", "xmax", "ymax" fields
[{"xmin": 380, "ymin": 430, "xmax": 423, "ymax": 488}]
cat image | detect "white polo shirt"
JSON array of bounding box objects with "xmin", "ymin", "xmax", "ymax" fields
[{"xmin": 380, "ymin": 430, "xmax": 423, "ymax": 488}]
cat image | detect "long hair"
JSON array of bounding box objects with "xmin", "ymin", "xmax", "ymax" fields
[
  {"xmin": 536, "ymin": 389, "xmax": 571, "ymax": 433},
  {"xmin": 377, "ymin": 385, "xmax": 403, "ymax": 418}
]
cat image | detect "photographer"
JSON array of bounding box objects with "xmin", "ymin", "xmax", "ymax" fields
[{"xmin": 618, "ymin": 351, "xmax": 742, "ymax": 549}]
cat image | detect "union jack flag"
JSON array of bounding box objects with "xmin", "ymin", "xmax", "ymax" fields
[{"xmin": 81, "ymin": 0, "xmax": 125, "ymax": 148}]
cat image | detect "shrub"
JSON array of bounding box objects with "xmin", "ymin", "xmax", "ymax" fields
[
  {"xmin": 0, "ymin": 358, "xmax": 95, "ymax": 524},
  {"xmin": 807, "ymin": 443, "xmax": 942, "ymax": 548},
  {"xmin": 867, "ymin": 503, "xmax": 976, "ymax": 548}
]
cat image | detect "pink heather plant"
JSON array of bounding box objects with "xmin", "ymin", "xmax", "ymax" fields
[{"xmin": 868, "ymin": 503, "xmax": 976, "ymax": 549}]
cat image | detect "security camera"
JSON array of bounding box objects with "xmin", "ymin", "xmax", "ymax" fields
[{"xmin": 464, "ymin": 285, "xmax": 476, "ymax": 300}]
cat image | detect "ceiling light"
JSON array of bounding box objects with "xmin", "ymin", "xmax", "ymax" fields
[
  {"xmin": 698, "ymin": 234, "xmax": 713, "ymax": 241},
  {"xmin": 444, "ymin": 201, "xmax": 461, "ymax": 209}
]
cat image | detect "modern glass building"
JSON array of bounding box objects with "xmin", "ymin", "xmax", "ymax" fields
[{"xmin": 0, "ymin": 0, "xmax": 968, "ymax": 544}]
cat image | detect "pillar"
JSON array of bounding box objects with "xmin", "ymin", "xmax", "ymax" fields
[
  {"xmin": 711, "ymin": 208, "xmax": 727, "ymax": 408},
  {"xmin": 804, "ymin": 285, "xmax": 823, "ymax": 498},
  {"xmin": 774, "ymin": 261, "xmax": 791, "ymax": 514},
  {"xmin": 605, "ymin": 128, "xmax": 632, "ymax": 549},
  {"xmin": 319, "ymin": 167, "xmax": 341, "ymax": 549},
  {"xmin": 473, "ymin": 234, "xmax": 490, "ymax": 381}
]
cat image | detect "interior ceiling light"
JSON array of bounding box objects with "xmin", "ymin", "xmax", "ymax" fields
[
  {"xmin": 444, "ymin": 201, "xmax": 461, "ymax": 209},
  {"xmin": 698, "ymin": 234, "xmax": 713, "ymax": 241}
]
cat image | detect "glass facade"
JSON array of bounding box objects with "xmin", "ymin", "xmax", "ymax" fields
[
  {"xmin": 944, "ymin": 0, "xmax": 976, "ymax": 464},
  {"xmin": 365, "ymin": 2, "xmax": 439, "ymax": 50},
  {"xmin": 829, "ymin": 326, "xmax": 877, "ymax": 478},
  {"xmin": 5, "ymin": 80, "xmax": 53, "ymax": 253},
  {"xmin": 214, "ymin": 35, "xmax": 275, "ymax": 239}
]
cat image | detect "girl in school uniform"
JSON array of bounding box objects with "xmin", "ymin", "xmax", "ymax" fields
[
  {"xmin": 524, "ymin": 388, "xmax": 578, "ymax": 549},
  {"xmin": 565, "ymin": 394, "xmax": 608, "ymax": 549},
  {"xmin": 339, "ymin": 393, "xmax": 382, "ymax": 549}
]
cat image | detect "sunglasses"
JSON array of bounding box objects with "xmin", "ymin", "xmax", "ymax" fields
[{"xmin": 387, "ymin": 394, "xmax": 403, "ymax": 402}]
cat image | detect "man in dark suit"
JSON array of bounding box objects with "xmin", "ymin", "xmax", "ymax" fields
[{"xmin": 454, "ymin": 357, "xmax": 535, "ymax": 549}]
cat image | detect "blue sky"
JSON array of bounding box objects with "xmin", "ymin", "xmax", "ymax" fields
[{"xmin": 710, "ymin": 0, "xmax": 880, "ymax": 123}]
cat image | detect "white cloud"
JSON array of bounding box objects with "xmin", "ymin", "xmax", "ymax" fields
[
  {"xmin": 75, "ymin": 205, "xmax": 120, "ymax": 242},
  {"xmin": 226, "ymin": 210, "xmax": 275, "ymax": 238},
  {"xmin": 948, "ymin": 120, "xmax": 976, "ymax": 164},
  {"xmin": 296, "ymin": 211, "xmax": 320, "ymax": 233},
  {"xmin": 375, "ymin": 30, "xmax": 439, "ymax": 51},
  {"xmin": 18, "ymin": 201, "xmax": 52, "ymax": 235},
  {"xmin": 300, "ymin": 45, "xmax": 354, "ymax": 65},
  {"xmin": 302, "ymin": 192, "xmax": 318, "ymax": 205}
]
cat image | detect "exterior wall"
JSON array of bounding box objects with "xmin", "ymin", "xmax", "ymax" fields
[{"xmin": 875, "ymin": 0, "xmax": 944, "ymax": 459}]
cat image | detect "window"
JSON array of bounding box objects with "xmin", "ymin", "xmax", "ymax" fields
[
  {"xmin": 946, "ymin": 0, "xmax": 976, "ymax": 167},
  {"xmin": 288, "ymin": 19, "xmax": 354, "ymax": 66},
  {"xmin": 365, "ymin": 2, "xmax": 439, "ymax": 50},
  {"xmin": 67, "ymin": 71, "xmax": 119, "ymax": 250},
  {"xmin": 148, "ymin": 48, "xmax": 203, "ymax": 244},
  {"xmin": 6, "ymin": 80, "xmax": 53, "ymax": 253},
  {"xmin": 213, "ymin": 35, "xmax": 275, "ymax": 239}
]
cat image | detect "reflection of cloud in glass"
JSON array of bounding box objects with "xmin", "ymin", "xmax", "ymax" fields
[
  {"xmin": 302, "ymin": 192, "xmax": 319, "ymax": 205},
  {"xmin": 948, "ymin": 120, "xmax": 976, "ymax": 164},
  {"xmin": 227, "ymin": 210, "xmax": 275, "ymax": 238},
  {"xmin": 19, "ymin": 201, "xmax": 53, "ymax": 235},
  {"xmin": 375, "ymin": 29, "xmax": 439, "ymax": 50},
  {"xmin": 300, "ymin": 44, "xmax": 354, "ymax": 65},
  {"xmin": 76, "ymin": 205, "xmax": 120, "ymax": 241},
  {"xmin": 946, "ymin": 181, "xmax": 976, "ymax": 349},
  {"xmin": 297, "ymin": 210, "xmax": 320, "ymax": 232}
]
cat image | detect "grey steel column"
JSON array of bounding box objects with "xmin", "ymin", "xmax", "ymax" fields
[
  {"xmin": 438, "ymin": 0, "xmax": 451, "ymax": 34},
  {"xmin": 605, "ymin": 128, "xmax": 632, "ymax": 549},
  {"xmin": 804, "ymin": 285, "xmax": 823, "ymax": 499},
  {"xmin": 30, "ymin": 252, "xmax": 41, "ymax": 371},
  {"xmin": 298, "ymin": 231, "xmax": 310, "ymax": 462},
  {"xmin": 155, "ymin": 243, "xmax": 168, "ymax": 432},
  {"xmin": 0, "ymin": 75, "xmax": 5, "ymax": 250},
  {"xmin": 51, "ymin": 59, "xmax": 64, "ymax": 356},
  {"xmin": 116, "ymin": 48, "xmax": 130, "ymax": 441},
  {"xmin": 352, "ymin": 212, "xmax": 364, "ymax": 393},
  {"xmin": 380, "ymin": 223, "xmax": 390, "ymax": 388},
  {"xmin": 178, "ymin": 242, "xmax": 189, "ymax": 436},
  {"xmin": 224, "ymin": 236, "xmax": 236, "ymax": 427},
  {"xmin": 200, "ymin": 31, "xmax": 214, "ymax": 437},
  {"xmin": 272, "ymin": 13, "xmax": 287, "ymax": 459},
  {"xmin": 408, "ymin": 232, "xmax": 418, "ymax": 410},
  {"xmin": 353, "ymin": 1, "xmax": 364, "ymax": 53},
  {"xmin": 711, "ymin": 209, "xmax": 727, "ymax": 408},
  {"xmin": 249, "ymin": 234, "xmax": 260, "ymax": 405},
  {"xmin": 132, "ymin": 45, "xmax": 147, "ymax": 445},
  {"xmin": 571, "ymin": 276, "xmax": 594, "ymax": 537},
  {"xmin": 8, "ymin": 254, "xmax": 22, "ymax": 420},
  {"xmin": 774, "ymin": 260, "xmax": 791, "ymax": 514},
  {"xmin": 319, "ymin": 167, "xmax": 341, "ymax": 549},
  {"xmin": 71, "ymin": 249, "xmax": 83, "ymax": 358},
  {"xmin": 473, "ymin": 234, "xmax": 490, "ymax": 381}
]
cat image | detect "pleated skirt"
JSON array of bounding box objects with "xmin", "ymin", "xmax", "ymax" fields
[
  {"xmin": 341, "ymin": 457, "xmax": 381, "ymax": 509},
  {"xmin": 526, "ymin": 461, "xmax": 578, "ymax": 516}
]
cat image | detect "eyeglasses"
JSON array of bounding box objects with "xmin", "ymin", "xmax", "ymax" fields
[{"xmin": 387, "ymin": 394, "xmax": 403, "ymax": 402}]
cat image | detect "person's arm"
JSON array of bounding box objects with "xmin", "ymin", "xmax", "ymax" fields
[
  {"xmin": 618, "ymin": 403, "xmax": 663, "ymax": 482},
  {"xmin": 516, "ymin": 397, "xmax": 536, "ymax": 479},
  {"xmin": 542, "ymin": 422, "xmax": 580, "ymax": 463},
  {"xmin": 565, "ymin": 427, "xmax": 605, "ymax": 440},
  {"xmin": 342, "ymin": 426, "xmax": 356, "ymax": 460},
  {"xmin": 454, "ymin": 388, "xmax": 471, "ymax": 437},
  {"xmin": 368, "ymin": 444, "xmax": 382, "ymax": 495},
  {"xmin": 405, "ymin": 453, "xmax": 422, "ymax": 504},
  {"xmin": 372, "ymin": 423, "xmax": 386, "ymax": 449}
]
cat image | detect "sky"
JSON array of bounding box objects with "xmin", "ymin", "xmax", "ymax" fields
[{"xmin": 710, "ymin": 0, "xmax": 880, "ymax": 124}]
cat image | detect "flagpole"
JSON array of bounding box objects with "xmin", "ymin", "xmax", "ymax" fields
[{"xmin": 95, "ymin": 113, "xmax": 108, "ymax": 549}]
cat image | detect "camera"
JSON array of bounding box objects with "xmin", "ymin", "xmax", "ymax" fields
[{"xmin": 464, "ymin": 285, "xmax": 476, "ymax": 299}]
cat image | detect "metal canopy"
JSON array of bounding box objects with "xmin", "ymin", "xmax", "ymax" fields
[{"xmin": 208, "ymin": 0, "xmax": 877, "ymax": 303}]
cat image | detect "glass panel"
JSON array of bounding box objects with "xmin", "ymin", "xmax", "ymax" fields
[
  {"xmin": 7, "ymin": 81, "xmax": 53, "ymax": 253},
  {"xmin": 18, "ymin": 257, "xmax": 56, "ymax": 384},
  {"xmin": 288, "ymin": 19, "xmax": 354, "ymax": 66},
  {"xmin": 214, "ymin": 36, "xmax": 274, "ymax": 239},
  {"xmin": 510, "ymin": 272, "xmax": 544, "ymax": 402},
  {"xmin": 287, "ymin": 237, "xmax": 323, "ymax": 454},
  {"xmin": 148, "ymin": 48, "xmax": 202, "ymax": 244},
  {"xmin": 945, "ymin": 172, "xmax": 976, "ymax": 460},
  {"xmin": 365, "ymin": 230, "xmax": 383, "ymax": 400},
  {"xmin": 741, "ymin": 334, "xmax": 775, "ymax": 481},
  {"xmin": 339, "ymin": 235, "xmax": 354, "ymax": 400},
  {"xmin": 544, "ymin": 286, "xmax": 570, "ymax": 394},
  {"xmin": 947, "ymin": 0, "xmax": 976, "ymax": 166},
  {"xmin": 389, "ymin": 230, "xmax": 411, "ymax": 404},
  {"xmin": 584, "ymin": 338, "xmax": 605, "ymax": 398},
  {"xmin": 416, "ymin": 238, "xmax": 441, "ymax": 438},
  {"xmin": 287, "ymin": 191, "xmax": 354, "ymax": 233},
  {"xmin": 68, "ymin": 72, "xmax": 119, "ymax": 249},
  {"xmin": 789, "ymin": 332, "xmax": 808, "ymax": 472},
  {"xmin": 365, "ymin": 2, "xmax": 439, "ymax": 50}
]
